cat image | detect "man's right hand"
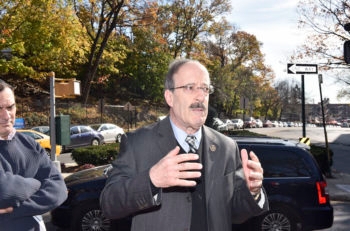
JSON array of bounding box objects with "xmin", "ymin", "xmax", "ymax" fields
[
  {"xmin": 0, "ymin": 207, "xmax": 13, "ymax": 214},
  {"xmin": 149, "ymin": 146, "xmax": 202, "ymax": 188}
]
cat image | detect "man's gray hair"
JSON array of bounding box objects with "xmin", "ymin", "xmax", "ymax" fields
[
  {"xmin": 164, "ymin": 59, "xmax": 206, "ymax": 90},
  {"xmin": 0, "ymin": 79, "xmax": 14, "ymax": 92}
]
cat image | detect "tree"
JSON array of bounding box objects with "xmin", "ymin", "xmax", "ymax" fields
[
  {"xmin": 203, "ymin": 27, "xmax": 274, "ymax": 118},
  {"xmin": 155, "ymin": 0, "xmax": 231, "ymax": 58},
  {"xmin": 73, "ymin": 0, "xmax": 132, "ymax": 104},
  {"xmin": 274, "ymin": 79, "xmax": 303, "ymax": 121},
  {"xmin": 296, "ymin": 0, "xmax": 350, "ymax": 99},
  {"xmin": 116, "ymin": 26, "xmax": 172, "ymax": 102},
  {"xmin": 0, "ymin": 0, "xmax": 87, "ymax": 80}
]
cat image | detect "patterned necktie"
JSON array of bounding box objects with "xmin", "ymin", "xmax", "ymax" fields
[{"xmin": 185, "ymin": 135, "xmax": 197, "ymax": 153}]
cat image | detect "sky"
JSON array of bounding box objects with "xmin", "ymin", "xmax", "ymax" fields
[{"xmin": 228, "ymin": 0, "xmax": 348, "ymax": 104}]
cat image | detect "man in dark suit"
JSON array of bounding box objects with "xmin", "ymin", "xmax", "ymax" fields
[{"xmin": 100, "ymin": 59, "xmax": 269, "ymax": 231}]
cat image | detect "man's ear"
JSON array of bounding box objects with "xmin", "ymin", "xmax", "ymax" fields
[{"xmin": 164, "ymin": 89, "xmax": 173, "ymax": 107}]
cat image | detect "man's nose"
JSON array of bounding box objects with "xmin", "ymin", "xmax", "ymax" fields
[
  {"xmin": 194, "ymin": 87, "xmax": 207, "ymax": 100},
  {"xmin": 0, "ymin": 108, "xmax": 11, "ymax": 119}
]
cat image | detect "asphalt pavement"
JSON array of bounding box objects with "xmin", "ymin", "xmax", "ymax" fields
[{"xmin": 326, "ymin": 170, "xmax": 350, "ymax": 202}]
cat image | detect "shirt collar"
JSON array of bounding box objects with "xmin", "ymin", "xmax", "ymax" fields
[
  {"xmin": 169, "ymin": 118, "xmax": 202, "ymax": 152},
  {"xmin": 0, "ymin": 128, "xmax": 16, "ymax": 140}
]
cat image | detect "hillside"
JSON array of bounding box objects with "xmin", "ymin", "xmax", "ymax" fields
[{"xmin": 6, "ymin": 77, "xmax": 168, "ymax": 129}]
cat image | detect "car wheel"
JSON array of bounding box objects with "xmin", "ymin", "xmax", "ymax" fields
[
  {"xmin": 71, "ymin": 201, "xmax": 111, "ymax": 231},
  {"xmin": 116, "ymin": 134, "xmax": 122, "ymax": 143},
  {"xmin": 91, "ymin": 139, "xmax": 100, "ymax": 146},
  {"xmin": 254, "ymin": 207, "xmax": 301, "ymax": 231}
]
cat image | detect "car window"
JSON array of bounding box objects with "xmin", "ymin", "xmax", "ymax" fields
[
  {"xmin": 80, "ymin": 126, "xmax": 91, "ymax": 133},
  {"xmin": 71, "ymin": 127, "xmax": 80, "ymax": 135},
  {"xmin": 21, "ymin": 131, "xmax": 42, "ymax": 140},
  {"xmin": 240, "ymin": 146, "xmax": 311, "ymax": 178}
]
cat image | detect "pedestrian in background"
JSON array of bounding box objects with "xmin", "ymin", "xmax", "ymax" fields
[
  {"xmin": 100, "ymin": 59, "xmax": 268, "ymax": 231},
  {"xmin": 0, "ymin": 79, "xmax": 67, "ymax": 231}
]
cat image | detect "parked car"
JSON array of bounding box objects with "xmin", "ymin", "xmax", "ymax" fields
[
  {"xmin": 232, "ymin": 137, "xmax": 333, "ymax": 231},
  {"xmin": 263, "ymin": 120, "xmax": 273, "ymax": 128},
  {"xmin": 31, "ymin": 125, "xmax": 50, "ymax": 135},
  {"xmin": 225, "ymin": 119, "xmax": 235, "ymax": 131},
  {"xmin": 17, "ymin": 129, "xmax": 61, "ymax": 155},
  {"xmin": 243, "ymin": 117, "xmax": 256, "ymax": 128},
  {"xmin": 231, "ymin": 118, "xmax": 244, "ymax": 129},
  {"xmin": 255, "ymin": 119, "xmax": 263, "ymax": 128},
  {"xmin": 90, "ymin": 123, "xmax": 124, "ymax": 143},
  {"xmin": 271, "ymin": 120, "xmax": 279, "ymax": 127},
  {"xmin": 51, "ymin": 137, "xmax": 333, "ymax": 231},
  {"xmin": 287, "ymin": 121, "xmax": 295, "ymax": 127},
  {"xmin": 212, "ymin": 117, "xmax": 228, "ymax": 131},
  {"xmin": 62, "ymin": 125, "xmax": 105, "ymax": 152}
]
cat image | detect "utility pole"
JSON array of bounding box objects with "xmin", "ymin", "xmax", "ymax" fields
[
  {"xmin": 49, "ymin": 72, "xmax": 61, "ymax": 172},
  {"xmin": 319, "ymin": 74, "xmax": 332, "ymax": 177}
]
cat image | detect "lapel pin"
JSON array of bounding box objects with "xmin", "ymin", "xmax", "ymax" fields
[{"xmin": 210, "ymin": 144, "xmax": 216, "ymax": 152}]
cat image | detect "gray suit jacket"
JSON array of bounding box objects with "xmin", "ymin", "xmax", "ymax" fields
[{"xmin": 100, "ymin": 116, "xmax": 268, "ymax": 231}]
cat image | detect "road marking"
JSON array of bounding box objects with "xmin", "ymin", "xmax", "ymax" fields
[{"xmin": 336, "ymin": 184, "xmax": 350, "ymax": 192}]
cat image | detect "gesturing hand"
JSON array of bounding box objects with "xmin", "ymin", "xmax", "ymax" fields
[
  {"xmin": 149, "ymin": 146, "xmax": 203, "ymax": 188},
  {"xmin": 241, "ymin": 149, "xmax": 264, "ymax": 195},
  {"xmin": 0, "ymin": 207, "xmax": 13, "ymax": 214}
]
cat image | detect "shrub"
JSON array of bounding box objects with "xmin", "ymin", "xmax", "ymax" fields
[
  {"xmin": 310, "ymin": 144, "xmax": 333, "ymax": 176},
  {"xmin": 71, "ymin": 143, "xmax": 119, "ymax": 166}
]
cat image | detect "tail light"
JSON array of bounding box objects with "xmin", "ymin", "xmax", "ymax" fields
[{"xmin": 316, "ymin": 181, "xmax": 329, "ymax": 204}]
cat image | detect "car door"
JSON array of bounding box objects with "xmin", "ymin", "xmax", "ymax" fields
[
  {"xmin": 100, "ymin": 124, "xmax": 114, "ymax": 143},
  {"xmin": 78, "ymin": 126, "xmax": 95, "ymax": 147},
  {"xmin": 68, "ymin": 126, "xmax": 82, "ymax": 148}
]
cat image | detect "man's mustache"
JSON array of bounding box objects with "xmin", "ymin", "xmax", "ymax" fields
[{"xmin": 189, "ymin": 102, "xmax": 206, "ymax": 110}]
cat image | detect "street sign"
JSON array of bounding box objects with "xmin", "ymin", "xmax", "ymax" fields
[{"xmin": 287, "ymin": 63, "xmax": 318, "ymax": 74}]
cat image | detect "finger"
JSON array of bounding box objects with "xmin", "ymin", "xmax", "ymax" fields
[
  {"xmin": 178, "ymin": 162, "xmax": 203, "ymax": 171},
  {"xmin": 176, "ymin": 153, "xmax": 200, "ymax": 164},
  {"xmin": 247, "ymin": 151, "xmax": 263, "ymax": 174},
  {"xmin": 240, "ymin": 149, "xmax": 250, "ymax": 178},
  {"xmin": 0, "ymin": 207, "xmax": 13, "ymax": 214},
  {"xmin": 175, "ymin": 178, "xmax": 198, "ymax": 187},
  {"xmin": 248, "ymin": 151, "xmax": 260, "ymax": 162},
  {"xmin": 249, "ymin": 171, "xmax": 263, "ymax": 181},
  {"xmin": 165, "ymin": 146, "xmax": 181, "ymax": 158},
  {"xmin": 178, "ymin": 169, "xmax": 202, "ymax": 179}
]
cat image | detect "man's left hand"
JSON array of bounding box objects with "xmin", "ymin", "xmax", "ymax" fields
[
  {"xmin": 241, "ymin": 149, "xmax": 263, "ymax": 195},
  {"xmin": 0, "ymin": 207, "xmax": 13, "ymax": 214}
]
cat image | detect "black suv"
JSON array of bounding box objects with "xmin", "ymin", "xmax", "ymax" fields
[
  {"xmin": 232, "ymin": 137, "xmax": 333, "ymax": 230},
  {"xmin": 51, "ymin": 137, "xmax": 333, "ymax": 231}
]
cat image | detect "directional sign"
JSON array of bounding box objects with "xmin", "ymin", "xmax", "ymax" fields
[{"xmin": 287, "ymin": 63, "xmax": 318, "ymax": 74}]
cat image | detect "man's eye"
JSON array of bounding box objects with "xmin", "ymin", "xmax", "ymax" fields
[
  {"xmin": 7, "ymin": 104, "xmax": 15, "ymax": 110},
  {"xmin": 186, "ymin": 85, "xmax": 194, "ymax": 91},
  {"xmin": 203, "ymin": 87, "xmax": 209, "ymax": 92}
]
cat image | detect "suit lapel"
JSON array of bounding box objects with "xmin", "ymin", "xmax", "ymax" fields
[
  {"xmin": 202, "ymin": 126, "xmax": 220, "ymax": 203},
  {"xmin": 155, "ymin": 116, "xmax": 178, "ymax": 158}
]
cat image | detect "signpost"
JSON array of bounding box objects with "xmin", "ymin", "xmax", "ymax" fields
[
  {"xmin": 287, "ymin": 63, "xmax": 318, "ymax": 137},
  {"xmin": 49, "ymin": 72, "xmax": 81, "ymax": 172},
  {"xmin": 287, "ymin": 63, "xmax": 318, "ymax": 74}
]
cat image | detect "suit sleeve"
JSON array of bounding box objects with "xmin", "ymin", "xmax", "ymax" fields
[
  {"xmin": 230, "ymin": 143, "xmax": 269, "ymax": 223},
  {"xmin": 100, "ymin": 133, "xmax": 159, "ymax": 219}
]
